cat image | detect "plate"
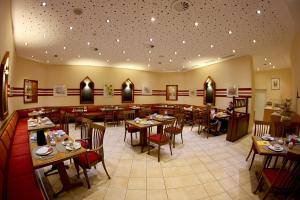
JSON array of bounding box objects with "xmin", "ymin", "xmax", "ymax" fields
[
  {"xmin": 44, "ymin": 121, "xmax": 52, "ymax": 125},
  {"xmin": 66, "ymin": 142, "xmax": 81, "ymax": 151},
  {"xmin": 29, "ymin": 123, "xmax": 37, "ymax": 127},
  {"xmin": 261, "ymin": 135, "xmax": 274, "ymax": 141},
  {"xmin": 36, "ymin": 146, "xmax": 53, "ymax": 156},
  {"xmin": 267, "ymin": 145, "xmax": 284, "ymax": 152}
]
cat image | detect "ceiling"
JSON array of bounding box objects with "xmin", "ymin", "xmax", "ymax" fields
[{"xmin": 11, "ymin": 0, "xmax": 295, "ymax": 72}]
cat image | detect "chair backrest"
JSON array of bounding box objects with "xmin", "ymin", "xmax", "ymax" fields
[
  {"xmin": 162, "ymin": 119, "xmax": 176, "ymax": 142},
  {"xmin": 201, "ymin": 110, "xmax": 210, "ymax": 128},
  {"xmin": 90, "ymin": 123, "xmax": 106, "ymax": 157},
  {"xmin": 175, "ymin": 113, "xmax": 185, "ymax": 131},
  {"xmin": 254, "ymin": 120, "xmax": 271, "ymax": 137},
  {"xmin": 81, "ymin": 118, "xmax": 93, "ymax": 144},
  {"xmin": 271, "ymin": 121, "xmax": 299, "ymax": 138},
  {"xmin": 62, "ymin": 113, "xmax": 70, "ymax": 135},
  {"xmin": 269, "ymin": 151, "xmax": 300, "ymax": 191},
  {"xmin": 123, "ymin": 110, "xmax": 135, "ymax": 121}
]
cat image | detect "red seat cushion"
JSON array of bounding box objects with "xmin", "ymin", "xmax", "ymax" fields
[
  {"xmin": 80, "ymin": 140, "xmax": 89, "ymax": 149},
  {"xmin": 263, "ymin": 168, "xmax": 291, "ymax": 188},
  {"xmin": 0, "ymin": 171, "xmax": 4, "ymax": 200},
  {"xmin": 8, "ymin": 155, "xmax": 33, "ymax": 178},
  {"xmin": 13, "ymin": 135, "xmax": 29, "ymax": 145},
  {"xmin": 0, "ymin": 141, "xmax": 8, "ymax": 171},
  {"xmin": 148, "ymin": 134, "xmax": 169, "ymax": 143},
  {"xmin": 127, "ymin": 126, "xmax": 139, "ymax": 133},
  {"xmin": 76, "ymin": 151, "xmax": 101, "ymax": 167},
  {"xmin": 8, "ymin": 174, "xmax": 44, "ymax": 200},
  {"xmin": 11, "ymin": 144, "xmax": 30, "ymax": 157}
]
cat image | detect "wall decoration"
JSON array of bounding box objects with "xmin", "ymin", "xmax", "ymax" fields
[
  {"xmin": 271, "ymin": 78, "xmax": 280, "ymax": 90},
  {"xmin": 166, "ymin": 85, "xmax": 178, "ymax": 101},
  {"xmin": 24, "ymin": 79, "xmax": 38, "ymax": 103},
  {"xmin": 203, "ymin": 76, "xmax": 216, "ymax": 105},
  {"xmin": 53, "ymin": 84, "xmax": 67, "ymax": 96},
  {"xmin": 0, "ymin": 52, "xmax": 9, "ymax": 119},
  {"xmin": 189, "ymin": 89, "xmax": 197, "ymax": 96},
  {"xmin": 80, "ymin": 76, "xmax": 94, "ymax": 104},
  {"xmin": 104, "ymin": 84, "xmax": 114, "ymax": 97},
  {"xmin": 227, "ymin": 85, "xmax": 239, "ymax": 97},
  {"xmin": 142, "ymin": 85, "xmax": 152, "ymax": 95},
  {"xmin": 122, "ymin": 78, "xmax": 134, "ymax": 103}
]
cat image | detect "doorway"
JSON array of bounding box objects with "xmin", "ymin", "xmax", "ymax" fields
[{"xmin": 255, "ymin": 89, "xmax": 266, "ymax": 120}]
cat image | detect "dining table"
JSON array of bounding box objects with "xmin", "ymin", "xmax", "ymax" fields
[
  {"xmin": 29, "ymin": 130, "xmax": 86, "ymax": 197},
  {"xmin": 27, "ymin": 117, "xmax": 56, "ymax": 131}
]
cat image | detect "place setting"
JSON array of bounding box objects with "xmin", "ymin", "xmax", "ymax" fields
[{"xmin": 32, "ymin": 145, "xmax": 58, "ymax": 160}]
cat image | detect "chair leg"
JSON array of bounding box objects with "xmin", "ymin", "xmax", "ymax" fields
[
  {"xmin": 254, "ymin": 175, "xmax": 264, "ymax": 193},
  {"xmin": 135, "ymin": 132, "xmax": 138, "ymax": 139},
  {"xmin": 169, "ymin": 142, "xmax": 173, "ymax": 156},
  {"xmin": 249, "ymin": 153, "xmax": 256, "ymax": 170},
  {"xmin": 191, "ymin": 124, "xmax": 194, "ymax": 131},
  {"xmin": 262, "ymin": 186, "xmax": 272, "ymax": 200},
  {"xmin": 74, "ymin": 161, "xmax": 80, "ymax": 178},
  {"xmin": 180, "ymin": 133, "xmax": 183, "ymax": 144},
  {"xmin": 246, "ymin": 144, "xmax": 254, "ymax": 161},
  {"xmin": 124, "ymin": 130, "xmax": 127, "ymax": 142},
  {"xmin": 102, "ymin": 161, "xmax": 111, "ymax": 179},
  {"xmin": 130, "ymin": 133, "xmax": 133, "ymax": 146},
  {"xmin": 148, "ymin": 142, "xmax": 150, "ymax": 155},
  {"xmin": 158, "ymin": 145, "xmax": 161, "ymax": 162},
  {"xmin": 173, "ymin": 135, "xmax": 176, "ymax": 148},
  {"xmin": 82, "ymin": 168, "xmax": 91, "ymax": 189}
]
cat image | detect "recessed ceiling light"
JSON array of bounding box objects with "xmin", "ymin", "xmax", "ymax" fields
[
  {"xmin": 182, "ymin": 40, "xmax": 186, "ymax": 44},
  {"xmin": 189, "ymin": 60, "xmax": 192, "ymax": 64},
  {"xmin": 269, "ymin": 62, "xmax": 272, "ymax": 65},
  {"xmin": 87, "ymin": 42, "xmax": 90, "ymax": 46},
  {"xmin": 116, "ymin": 39, "xmax": 120, "ymax": 42},
  {"xmin": 63, "ymin": 46, "xmax": 66, "ymax": 50},
  {"xmin": 232, "ymin": 49, "xmax": 236, "ymax": 53},
  {"xmin": 45, "ymin": 50, "xmax": 48, "ymax": 54},
  {"xmin": 264, "ymin": 58, "xmax": 267, "ymax": 61},
  {"xmin": 126, "ymin": 58, "xmax": 130, "ymax": 61},
  {"xmin": 31, "ymin": 55, "xmax": 34, "ymax": 58},
  {"xmin": 78, "ymin": 55, "xmax": 80, "ymax": 58},
  {"xmin": 148, "ymin": 58, "xmax": 151, "ymax": 62},
  {"xmin": 253, "ymin": 39, "xmax": 256, "ymax": 43},
  {"xmin": 41, "ymin": 2, "xmax": 47, "ymax": 7},
  {"xmin": 228, "ymin": 30, "xmax": 232, "ymax": 35},
  {"xmin": 272, "ymin": 65, "xmax": 275, "ymax": 69},
  {"xmin": 150, "ymin": 38, "xmax": 153, "ymax": 42},
  {"xmin": 148, "ymin": 50, "xmax": 151, "ymax": 54},
  {"xmin": 257, "ymin": 67, "xmax": 260, "ymax": 71},
  {"xmin": 148, "ymin": 64, "xmax": 150, "ymax": 67},
  {"xmin": 151, "ymin": 17, "xmax": 155, "ymax": 22},
  {"xmin": 25, "ymin": 42, "xmax": 28, "ymax": 46},
  {"xmin": 182, "ymin": 66, "xmax": 185, "ymax": 69},
  {"xmin": 106, "ymin": 19, "xmax": 110, "ymax": 23},
  {"xmin": 174, "ymin": 51, "xmax": 177, "ymax": 55},
  {"xmin": 169, "ymin": 59, "xmax": 172, "ymax": 62},
  {"xmin": 194, "ymin": 22, "xmax": 199, "ymax": 26},
  {"xmin": 256, "ymin": 10, "xmax": 261, "ymax": 15},
  {"xmin": 198, "ymin": 54, "xmax": 201, "ymax": 57},
  {"xmin": 122, "ymin": 50, "xmax": 126, "ymax": 54},
  {"xmin": 69, "ymin": 26, "xmax": 73, "ymax": 30},
  {"xmin": 106, "ymin": 59, "xmax": 110, "ymax": 63},
  {"xmin": 210, "ymin": 44, "xmax": 214, "ymax": 48},
  {"xmin": 98, "ymin": 52, "xmax": 101, "ymax": 55},
  {"xmin": 43, "ymin": 33, "xmax": 46, "ymax": 38}
]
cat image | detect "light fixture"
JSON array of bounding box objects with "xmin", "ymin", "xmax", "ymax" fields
[
  {"xmin": 87, "ymin": 42, "xmax": 90, "ymax": 46},
  {"xmin": 25, "ymin": 42, "xmax": 28, "ymax": 46},
  {"xmin": 253, "ymin": 39, "xmax": 256, "ymax": 43},
  {"xmin": 116, "ymin": 39, "xmax": 120, "ymax": 42},
  {"xmin": 63, "ymin": 46, "xmax": 66, "ymax": 50},
  {"xmin": 232, "ymin": 49, "xmax": 236, "ymax": 53},
  {"xmin": 194, "ymin": 22, "xmax": 199, "ymax": 26},
  {"xmin": 198, "ymin": 54, "xmax": 201, "ymax": 57},
  {"xmin": 41, "ymin": 2, "xmax": 47, "ymax": 7},
  {"xmin": 182, "ymin": 40, "xmax": 186, "ymax": 44},
  {"xmin": 106, "ymin": 59, "xmax": 110, "ymax": 63},
  {"xmin": 264, "ymin": 58, "xmax": 267, "ymax": 61},
  {"xmin": 257, "ymin": 67, "xmax": 260, "ymax": 71},
  {"xmin": 45, "ymin": 50, "xmax": 48, "ymax": 54},
  {"xmin": 31, "ymin": 55, "xmax": 34, "ymax": 58},
  {"xmin": 78, "ymin": 55, "xmax": 80, "ymax": 58},
  {"xmin": 182, "ymin": 66, "xmax": 185, "ymax": 69},
  {"xmin": 122, "ymin": 50, "xmax": 125, "ymax": 54},
  {"xmin": 43, "ymin": 33, "xmax": 46, "ymax": 38},
  {"xmin": 174, "ymin": 51, "xmax": 177, "ymax": 55},
  {"xmin": 269, "ymin": 62, "xmax": 272, "ymax": 65},
  {"xmin": 126, "ymin": 58, "xmax": 130, "ymax": 61},
  {"xmin": 148, "ymin": 50, "xmax": 151, "ymax": 54},
  {"xmin": 148, "ymin": 58, "xmax": 151, "ymax": 62},
  {"xmin": 150, "ymin": 38, "xmax": 153, "ymax": 42},
  {"xmin": 148, "ymin": 64, "xmax": 150, "ymax": 67},
  {"xmin": 210, "ymin": 44, "xmax": 214, "ymax": 48},
  {"xmin": 169, "ymin": 59, "xmax": 172, "ymax": 62},
  {"xmin": 69, "ymin": 26, "xmax": 73, "ymax": 30},
  {"xmin": 98, "ymin": 52, "xmax": 102, "ymax": 55},
  {"xmin": 106, "ymin": 19, "xmax": 110, "ymax": 23},
  {"xmin": 272, "ymin": 65, "xmax": 275, "ymax": 69},
  {"xmin": 151, "ymin": 17, "xmax": 155, "ymax": 22},
  {"xmin": 189, "ymin": 60, "xmax": 192, "ymax": 64},
  {"xmin": 228, "ymin": 30, "xmax": 232, "ymax": 35},
  {"xmin": 256, "ymin": 10, "xmax": 261, "ymax": 15}
]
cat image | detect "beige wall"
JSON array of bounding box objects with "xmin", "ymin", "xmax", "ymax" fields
[
  {"xmin": 11, "ymin": 56, "xmax": 253, "ymax": 113},
  {"xmin": 0, "ymin": 0, "xmax": 16, "ymax": 121},
  {"xmin": 254, "ymin": 68, "xmax": 293, "ymax": 104}
]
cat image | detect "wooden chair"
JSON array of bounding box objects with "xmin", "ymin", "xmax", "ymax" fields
[
  {"xmin": 254, "ymin": 151, "xmax": 300, "ymax": 200},
  {"xmin": 76, "ymin": 117, "xmax": 92, "ymax": 149},
  {"xmin": 104, "ymin": 110, "xmax": 115, "ymax": 126},
  {"xmin": 124, "ymin": 110, "xmax": 139, "ymax": 145},
  {"xmin": 272, "ymin": 121, "xmax": 300, "ymax": 138},
  {"xmin": 165, "ymin": 114, "xmax": 185, "ymax": 148},
  {"xmin": 74, "ymin": 123, "xmax": 110, "ymax": 189},
  {"xmin": 199, "ymin": 110, "xmax": 218, "ymax": 138},
  {"xmin": 246, "ymin": 120, "xmax": 271, "ymax": 170},
  {"xmin": 147, "ymin": 119, "xmax": 175, "ymax": 162},
  {"xmin": 190, "ymin": 109, "xmax": 202, "ymax": 133}
]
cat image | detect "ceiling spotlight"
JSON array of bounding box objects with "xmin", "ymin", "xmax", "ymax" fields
[
  {"xmin": 25, "ymin": 42, "xmax": 28, "ymax": 46},
  {"xmin": 253, "ymin": 39, "xmax": 256, "ymax": 43},
  {"xmin": 182, "ymin": 66, "xmax": 185, "ymax": 69},
  {"xmin": 228, "ymin": 30, "xmax": 232, "ymax": 35},
  {"xmin": 150, "ymin": 38, "xmax": 153, "ymax": 42},
  {"xmin": 126, "ymin": 58, "xmax": 130, "ymax": 61},
  {"xmin": 31, "ymin": 55, "xmax": 34, "ymax": 58},
  {"xmin": 264, "ymin": 58, "xmax": 267, "ymax": 61},
  {"xmin": 272, "ymin": 65, "xmax": 275, "ymax": 69},
  {"xmin": 98, "ymin": 52, "xmax": 102, "ymax": 55},
  {"xmin": 122, "ymin": 50, "xmax": 125, "ymax": 54},
  {"xmin": 151, "ymin": 17, "xmax": 156, "ymax": 22},
  {"xmin": 43, "ymin": 33, "xmax": 46, "ymax": 38},
  {"xmin": 269, "ymin": 62, "xmax": 272, "ymax": 65},
  {"xmin": 232, "ymin": 49, "xmax": 236, "ymax": 53},
  {"xmin": 210, "ymin": 44, "xmax": 214, "ymax": 48},
  {"xmin": 169, "ymin": 59, "xmax": 172, "ymax": 62},
  {"xmin": 148, "ymin": 58, "xmax": 151, "ymax": 62},
  {"xmin": 148, "ymin": 50, "xmax": 151, "ymax": 54},
  {"xmin": 174, "ymin": 51, "xmax": 177, "ymax": 55},
  {"xmin": 148, "ymin": 64, "xmax": 150, "ymax": 67},
  {"xmin": 256, "ymin": 10, "xmax": 261, "ymax": 15},
  {"xmin": 78, "ymin": 55, "xmax": 80, "ymax": 58},
  {"xmin": 69, "ymin": 26, "xmax": 73, "ymax": 30},
  {"xmin": 45, "ymin": 50, "xmax": 48, "ymax": 54},
  {"xmin": 41, "ymin": 2, "xmax": 47, "ymax": 7},
  {"xmin": 106, "ymin": 19, "xmax": 110, "ymax": 23},
  {"xmin": 106, "ymin": 59, "xmax": 110, "ymax": 63},
  {"xmin": 182, "ymin": 40, "xmax": 186, "ymax": 44},
  {"xmin": 116, "ymin": 39, "xmax": 120, "ymax": 42},
  {"xmin": 63, "ymin": 46, "xmax": 66, "ymax": 50},
  {"xmin": 198, "ymin": 54, "xmax": 201, "ymax": 57},
  {"xmin": 257, "ymin": 67, "xmax": 260, "ymax": 71},
  {"xmin": 87, "ymin": 42, "xmax": 90, "ymax": 46},
  {"xmin": 194, "ymin": 22, "xmax": 199, "ymax": 26}
]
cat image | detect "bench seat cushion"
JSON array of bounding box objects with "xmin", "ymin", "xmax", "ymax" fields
[
  {"xmin": 8, "ymin": 155, "xmax": 33, "ymax": 178},
  {"xmin": 11, "ymin": 144, "xmax": 30, "ymax": 157},
  {"xmin": 13, "ymin": 135, "xmax": 29, "ymax": 145}
]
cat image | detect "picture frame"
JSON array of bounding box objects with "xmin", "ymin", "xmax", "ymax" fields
[
  {"xmin": 227, "ymin": 85, "xmax": 239, "ymax": 97},
  {"xmin": 24, "ymin": 79, "xmax": 38, "ymax": 103},
  {"xmin": 166, "ymin": 85, "xmax": 178, "ymax": 101},
  {"xmin": 271, "ymin": 78, "xmax": 280, "ymax": 90},
  {"xmin": 142, "ymin": 85, "xmax": 152, "ymax": 95},
  {"xmin": 104, "ymin": 84, "xmax": 114, "ymax": 97},
  {"xmin": 53, "ymin": 84, "xmax": 67, "ymax": 96},
  {"xmin": 0, "ymin": 52, "xmax": 9, "ymax": 120}
]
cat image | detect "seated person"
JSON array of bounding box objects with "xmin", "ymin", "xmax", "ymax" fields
[
  {"xmin": 226, "ymin": 101, "xmax": 234, "ymax": 115},
  {"xmin": 210, "ymin": 108, "xmax": 221, "ymax": 132}
]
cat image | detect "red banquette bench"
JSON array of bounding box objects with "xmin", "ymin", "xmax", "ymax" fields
[{"xmin": 0, "ymin": 111, "xmax": 45, "ymax": 200}]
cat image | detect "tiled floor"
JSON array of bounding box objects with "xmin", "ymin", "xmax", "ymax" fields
[{"xmin": 45, "ymin": 123, "xmax": 289, "ymax": 200}]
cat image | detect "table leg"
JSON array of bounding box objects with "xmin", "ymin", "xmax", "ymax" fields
[{"xmin": 53, "ymin": 162, "xmax": 83, "ymax": 197}]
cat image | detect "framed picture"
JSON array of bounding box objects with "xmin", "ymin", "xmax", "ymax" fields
[
  {"xmin": 53, "ymin": 84, "xmax": 67, "ymax": 96},
  {"xmin": 142, "ymin": 85, "xmax": 152, "ymax": 95},
  {"xmin": 166, "ymin": 85, "xmax": 178, "ymax": 101},
  {"xmin": 0, "ymin": 52, "xmax": 9, "ymax": 119},
  {"xmin": 24, "ymin": 79, "xmax": 38, "ymax": 103},
  {"xmin": 227, "ymin": 85, "xmax": 239, "ymax": 97},
  {"xmin": 104, "ymin": 84, "xmax": 114, "ymax": 97},
  {"xmin": 271, "ymin": 78, "xmax": 280, "ymax": 90}
]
